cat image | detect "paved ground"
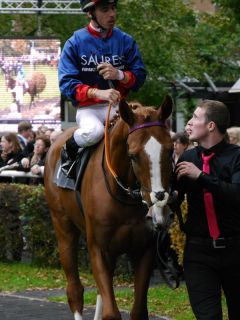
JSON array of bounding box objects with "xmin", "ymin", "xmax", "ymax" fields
[{"xmin": 0, "ymin": 288, "xmax": 170, "ymax": 320}]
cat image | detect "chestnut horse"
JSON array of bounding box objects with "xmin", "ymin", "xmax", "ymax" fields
[{"xmin": 44, "ymin": 96, "xmax": 173, "ymax": 320}]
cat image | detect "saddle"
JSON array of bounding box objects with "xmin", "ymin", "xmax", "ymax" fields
[{"xmin": 53, "ymin": 147, "xmax": 93, "ymax": 191}]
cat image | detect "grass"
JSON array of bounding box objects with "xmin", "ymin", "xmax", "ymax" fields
[{"xmin": 0, "ymin": 262, "xmax": 228, "ymax": 320}]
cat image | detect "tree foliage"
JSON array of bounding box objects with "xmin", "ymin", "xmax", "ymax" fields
[
  {"xmin": 213, "ymin": 0, "xmax": 240, "ymax": 21},
  {"xmin": 117, "ymin": 0, "xmax": 240, "ymax": 104}
]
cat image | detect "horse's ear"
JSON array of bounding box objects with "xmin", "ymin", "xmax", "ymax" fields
[
  {"xmin": 157, "ymin": 95, "xmax": 173, "ymax": 121},
  {"xmin": 119, "ymin": 99, "xmax": 135, "ymax": 126}
]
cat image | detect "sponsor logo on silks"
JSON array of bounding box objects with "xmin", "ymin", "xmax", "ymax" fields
[{"xmin": 80, "ymin": 54, "xmax": 125, "ymax": 72}]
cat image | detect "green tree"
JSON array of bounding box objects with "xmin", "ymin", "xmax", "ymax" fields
[
  {"xmin": 191, "ymin": 12, "xmax": 240, "ymax": 81},
  {"xmin": 117, "ymin": 0, "xmax": 240, "ymax": 104},
  {"xmin": 213, "ymin": 0, "xmax": 240, "ymax": 21},
  {"xmin": 117, "ymin": 0, "xmax": 200, "ymax": 104}
]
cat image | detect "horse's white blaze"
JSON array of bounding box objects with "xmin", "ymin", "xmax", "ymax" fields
[
  {"xmin": 144, "ymin": 136, "xmax": 167, "ymax": 224},
  {"xmin": 93, "ymin": 294, "xmax": 103, "ymax": 320},
  {"xmin": 151, "ymin": 205, "xmax": 164, "ymax": 225},
  {"xmin": 144, "ymin": 136, "xmax": 163, "ymax": 193},
  {"xmin": 74, "ymin": 311, "xmax": 83, "ymax": 320}
]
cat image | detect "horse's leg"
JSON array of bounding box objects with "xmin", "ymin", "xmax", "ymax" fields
[
  {"xmin": 130, "ymin": 245, "xmax": 155, "ymax": 320},
  {"xmin": 52, "ymin": 213, "xmax": 84, "ymax": 319},
  {"xmin": 88, "ymin": 241, "xmax": 121, "ymax": 320}
]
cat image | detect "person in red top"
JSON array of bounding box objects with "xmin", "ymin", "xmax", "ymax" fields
[{"xmin": 59, "ymin": 0, "xmax": 146, "ymax": 176}]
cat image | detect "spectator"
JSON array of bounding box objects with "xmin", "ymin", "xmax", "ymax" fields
[
  {"xmin": 0, "ymin": 132, "xmax": 24, "ymax": 169},
  {"xmin": 45, "ymin": 128, "xmax": 54, "ymax": 140},
  {"xmin": 17, "ymin": 121, "xmax": 34, "ymax": 155},
  {"xmin": 50, "ymin": 130, "xmax": 62, "ymax": 144},
  {"xmin": 20, "ymin": 135, "xmax": 50, "ymax": 176},
  {"xmin": 172, "ymin": 131, "xmax": 189, "ymax": 168},
  {"xmin": 27, "ymin": 129, "xmax": 36, "ymax": 146},
  {"xmin": 227, "ymin": 126, "xmax": 240, "ymax": 145},
  {"xmin": 36, "ymin": 125, "xmax": 49, "ymax": 138}
]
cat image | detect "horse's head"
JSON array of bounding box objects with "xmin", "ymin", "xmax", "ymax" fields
[{"xmin": 119, "ymin": 95, "xmax": 173, "ymax": 224}]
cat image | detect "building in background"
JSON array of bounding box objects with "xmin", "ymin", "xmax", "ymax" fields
[{"xmin": 185, "ymin": 0, "xmax": 216, "ymax": 13}]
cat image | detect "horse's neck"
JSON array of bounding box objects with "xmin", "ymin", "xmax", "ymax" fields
[{"xmin": 109, "ymin": 120, "xmax": 135, "ymax": 187}]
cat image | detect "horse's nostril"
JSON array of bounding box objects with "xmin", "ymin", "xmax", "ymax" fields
[{"xmin": 155, "ymin": 191, "xmax": 165, "ymax": 201}]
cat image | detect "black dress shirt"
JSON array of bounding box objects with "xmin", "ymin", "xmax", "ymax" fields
[{"xmin": 174, "ymin": 139, "xmax": 240, "ymax": 237}]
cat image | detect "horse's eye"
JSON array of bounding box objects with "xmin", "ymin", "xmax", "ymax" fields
[{"xmin": 129, "ymin": 154, "xmax": 138, "ymax": 162}]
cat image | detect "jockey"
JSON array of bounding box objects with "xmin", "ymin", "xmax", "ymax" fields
[
  {"xmin": 58, "ymin": 0, "xmax": 146, "ymax": 177},
  {"xmin": 15, "ymin": 63, "xmax": 25, "ymax": 105},
  {"xmin": 16, "ymin": 63, "xmax": 29, "ymax": 90}
]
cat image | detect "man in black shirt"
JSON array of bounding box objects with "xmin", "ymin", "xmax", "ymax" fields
[{"xmin": 174, "ymin": 100, "xmax": 240, "ymax": 320}]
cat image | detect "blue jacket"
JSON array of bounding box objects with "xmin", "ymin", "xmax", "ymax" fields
[{"xmin": 58, "ymin": 26, "xmax": 146, "ymax": 106}]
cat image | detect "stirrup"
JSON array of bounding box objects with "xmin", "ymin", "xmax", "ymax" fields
[
  {"xmin": 66, "ymin": 160, "xmax": 77, "ymax": 178},
  {"xmin": 61, "ymin": 159, "xmax": 76, "ymax": 178}
]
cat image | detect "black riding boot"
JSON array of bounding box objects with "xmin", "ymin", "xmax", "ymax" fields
[{"xmin": 61, "ymin": 135, "xmax": 80, "ymax": 178}]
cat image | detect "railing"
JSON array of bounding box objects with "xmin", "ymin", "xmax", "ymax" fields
[{"xmin": 0, "ymin": 170, "xmax": 42, "ymax": 183}]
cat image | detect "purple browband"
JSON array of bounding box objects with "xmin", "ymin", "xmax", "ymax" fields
[{"xmin": 128, "ymin": 121, "xmax": 166, "ymax": 134}]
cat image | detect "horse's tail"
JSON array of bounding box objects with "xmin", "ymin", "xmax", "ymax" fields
[{"xmin": 31, "ymin": 72, "xmax": 46, "ymax": 94}]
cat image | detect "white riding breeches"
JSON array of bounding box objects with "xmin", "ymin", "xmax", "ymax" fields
[
  {"xmin": 15, "ymin": 85, "xmax": 24, "ymax": 104},
  {"xmin": 73, "ymin": 103, "xmax": 118, "ymax": 147}
]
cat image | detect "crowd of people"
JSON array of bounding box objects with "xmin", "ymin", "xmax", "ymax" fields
[
  {"xmin": 1, "ymin": 119, "xmax": 240, "ymax": 183},
  {"xmin": 0, "ymin": 121, "xmax": 62, "ymax": 183}
]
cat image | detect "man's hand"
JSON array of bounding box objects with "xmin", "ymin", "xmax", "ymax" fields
[
  {"xmin": 31, "ymin": 164, "xmax": 41, "ymax": 175},
  {"xmin": 95, "ymin": 88, "xmax": 120, "ymax": 105},
  {"xmin": 21, "ymin": 158, "xmax": 30, "ymax": 169},
  {"xmin": 176, "ymin": 161, "xmax": 202, "ymax": 180},
  {"xmin": 97, "ymin": 63, "xmax": 122, "ymax": 81}
]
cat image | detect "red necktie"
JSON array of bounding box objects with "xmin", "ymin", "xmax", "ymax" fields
[{"xmin": 202, "ymin": 152, "xmax": 220, "ymax": 240}]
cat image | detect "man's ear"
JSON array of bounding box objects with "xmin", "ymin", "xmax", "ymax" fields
[{"xmin": 208, "ymin": 121, "xmax": 216, "ymax": 132}]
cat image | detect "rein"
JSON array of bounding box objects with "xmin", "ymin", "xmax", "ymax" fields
[
  {"xmin": 101, "ymin": 145, "xmax": 143, "ymax": 206},
  {"xmin": 104, "ymin": 102, "xmax": 141, "ymax": 200}
]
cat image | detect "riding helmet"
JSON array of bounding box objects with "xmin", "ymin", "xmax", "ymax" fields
[{"xmin": 80, "ymin": 0, "xmax": 117, "ymax": 12}]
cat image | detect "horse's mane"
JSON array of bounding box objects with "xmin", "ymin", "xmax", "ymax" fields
[
  {"xmin": 129, "ymin": 102, "xmax": 160, "ymax": 124},
  {"xmin": 108, "ymin": 101, "xmax": 160, "ymax": 133}
]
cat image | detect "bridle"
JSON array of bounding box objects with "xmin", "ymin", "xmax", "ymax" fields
[
  {"xmin": 103, "ymin": 102, "xmax": 168, "ymax": 206},
  {"xmin": 128, "ymin": 121, "xmax": 166, "ymax": 134}
]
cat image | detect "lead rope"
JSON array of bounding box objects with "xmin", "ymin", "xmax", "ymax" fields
[
  {"xmin": 104, "ymin": 102, "xmax": 118, "ymax": 178},
  {"xmin": 104, "ymin": 102, "xmax": 135, "ymax": 194},
  {"xmin": 104, "ymin": 79, "xmax": 141, "ymax": 198}
]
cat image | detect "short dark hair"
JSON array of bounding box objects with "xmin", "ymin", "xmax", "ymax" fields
[
  {"xmin": 172, "ymin": 132, "xmax": 189, "ymax": 145},
  {"xmin": 18, "ymin": 121, "xmax": 32, "ymax": 133},
  {"xmin": 35, "ymin": 135, "xmax": 51, "ymax": 150},
  {"xmin": 198, "ymin": 100, "xmax": 230, "ymax": 134}
]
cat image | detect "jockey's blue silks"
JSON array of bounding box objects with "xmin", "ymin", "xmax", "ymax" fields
[{"xmin": 58, "ymin": 26, "xmax": 146, "ymax": 107}]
